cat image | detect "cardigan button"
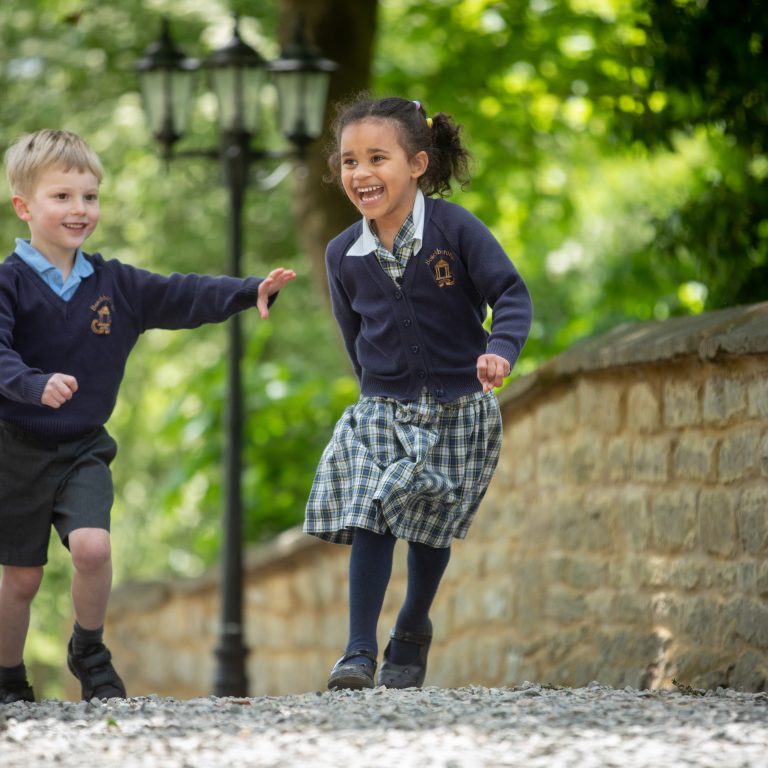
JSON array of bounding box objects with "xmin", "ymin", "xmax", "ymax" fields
[
  {"xmin": 417, "ymin": 370, "xmax": 426, "ymax": 379},
  {"xmin": 411, "ymin": 345, "xmax": 420, "ymax": 354},
  {"xmin": 394, "ymin": 291, "xmax": 403, "ymax": 300},
  {"xmin": 402, "ymin": 318, "xmax": 412, "ymax": 327}
]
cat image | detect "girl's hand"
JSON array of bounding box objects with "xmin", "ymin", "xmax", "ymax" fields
[
  {"xmin": 42, "ymin": 372, "xmax": 78, "ymax": 409},
  {"xmin": 257, "ymin": 268, "xmax": 297, "ymax": 319},
  {"xmin": 476, "ymin": 353, "xmax": 510, "ymax": 393}
]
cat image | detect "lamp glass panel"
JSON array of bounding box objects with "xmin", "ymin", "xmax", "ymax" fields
[
  {"xmin": 140, "ymin": 69, "xmax": 194, "ymax": 136},
  {"xmin": 275, "ymin": 71, "xmax": 330, "ymax": 141},
  {"xmin": 211, "ymin": 66, "xmax": 265, "ymax": 133},
  {"xmin": 170, "ymin": 70, "xmax": 195, "ymax": 134}
]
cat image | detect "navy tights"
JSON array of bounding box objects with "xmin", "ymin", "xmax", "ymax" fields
[{"xmin": 346, "ymin": 528, "xmax": 451, "ymax": 666}]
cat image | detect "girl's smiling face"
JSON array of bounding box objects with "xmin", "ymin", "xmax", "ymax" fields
[{"xmin": 339, "ymin": 118, "xmax": 427, "ymax": 233}]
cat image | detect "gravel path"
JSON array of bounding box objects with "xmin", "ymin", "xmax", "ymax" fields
[{"xmin": 2, "ymin": 682, "xmax": 767, "ymax": 767}]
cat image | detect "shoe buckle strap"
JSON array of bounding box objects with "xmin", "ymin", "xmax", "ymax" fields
[{"xmin": 388, "ymin": 627, "xmax": 432, "ymax": 645}]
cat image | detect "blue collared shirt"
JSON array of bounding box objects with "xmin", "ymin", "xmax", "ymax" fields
[{"xmin": 14, "ymin": 238, "xmax": 94, "ymax": 301}]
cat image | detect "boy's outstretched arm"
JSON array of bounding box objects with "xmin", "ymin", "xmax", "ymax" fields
[{"xmin": 256, "ymin": 268, "xmax": 297, "ymax": 320}]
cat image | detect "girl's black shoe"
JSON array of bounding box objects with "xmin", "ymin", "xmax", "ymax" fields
[
  {"xmin": 377, "ymin": 620, "xmax": 433, "ymax": 689},
  {"xmin": 327, "ymin": 649, "xmax": 377, "ymax": 690},
  {"xmin": 0, "ymin": 680, "xmax": 35, "ymax": 704}
]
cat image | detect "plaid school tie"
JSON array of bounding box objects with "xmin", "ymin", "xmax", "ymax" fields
[{"xmin": 374, "ymin": 213, "xmax": 416, "ymax": 284}]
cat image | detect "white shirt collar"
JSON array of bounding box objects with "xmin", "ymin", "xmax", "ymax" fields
[{"xmin": 347, "ymin": 190, "xmax": 425, "ymax": 257}]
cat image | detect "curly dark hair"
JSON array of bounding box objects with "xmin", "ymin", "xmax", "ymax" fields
[{"xmin": 326, "ymin": 94, "xmax": 471, "ymax": 197}]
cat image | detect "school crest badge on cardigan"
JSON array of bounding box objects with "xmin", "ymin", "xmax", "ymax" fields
[
  {"xmin": 90, "ymin": 295, "xmax": 113, "ymax": 335},
  {"xmin": 426, "ymin": 248, "xmax": 456, "ymax": 288}
]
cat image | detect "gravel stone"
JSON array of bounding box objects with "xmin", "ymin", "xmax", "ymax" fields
[{"xmin": 2, "ymin": 683, "xmax": 767, "ymax": 767}]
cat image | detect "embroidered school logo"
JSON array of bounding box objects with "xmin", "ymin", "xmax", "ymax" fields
[
  {"xmin": 90, "ymin": 295, "xmax": 113, "ymax": 335},
  {"xmin": 426, "ymin": 248, "xmax": 456, "ymax": 288}
]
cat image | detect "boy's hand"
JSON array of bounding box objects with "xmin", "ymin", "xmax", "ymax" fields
[
  {"xmin": 42, "ymin": 373, "xmax": 78, "ymax": 409},
  {"xmin": 476, "ymin": 353, "xmax": 510, "ymax": 393},
  {"xmin": 257, "ymin": 268, "xmax": 297, "ymax": 320}
]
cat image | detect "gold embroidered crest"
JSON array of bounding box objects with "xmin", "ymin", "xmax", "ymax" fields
[
  {"xmin": 426, "ymin": 249, "xmax": 456, "ymax": 288},
  {"xmin": 433, "ymin": 257, "xmax": 454, "ymax": 287},
  {"xmin": 90, "ymin": 295, "xmax": 113, "ymax": 335}
]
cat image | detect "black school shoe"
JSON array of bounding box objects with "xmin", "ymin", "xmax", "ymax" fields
[
  {"xmin": 327, "ymin": 649, "xmax": 377, "ymax": 690},
  {"xmin": 67, "ymin": 638, "xmax": 126, "ymax": 701},
  {"xmin": 378, "ymin": 620, "xmax": 433, "ymax": 689},
  {"xmin": 0, "ymin": 680, "xmax": 35, "ymax": 704}
]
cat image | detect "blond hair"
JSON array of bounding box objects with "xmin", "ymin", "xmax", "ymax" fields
[{"xmin": 5, "ymin": 129, "xmax": 104, "ymax": 196}]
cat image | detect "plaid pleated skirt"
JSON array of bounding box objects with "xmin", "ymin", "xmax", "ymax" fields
[{"xmin": 304, "ymin": 389, "xmax": 502, "ymax": 547}]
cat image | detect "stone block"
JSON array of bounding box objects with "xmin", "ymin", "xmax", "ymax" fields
[
  {"xmin": 551, "ymin": 502, "xmax": 588, "ymax": 550},
  {"xmin": 703, "ymin": 375, "xmax": 747, "ymax": 424},
  {"xmin": 545, "ymin": 585, "xmax": 589, "ymax": 623},
  {"xmin": 673, "ymin": 431, "xmax": 718, "ymax": 481},
  {"xmin": 737, "ymin": 485, "xmax": 768, "ymax": 555},
  {"xmin": 651, "ymin": 489, "xmax": 697, "ymax": 552},
  {"xmin": 735, "ymin": 597, "xmax": 768, "ymax": 648},
  {"xmin": 611, "ymin": 590, "xmax": 652, "ymax": 624},
  {"xmin": 616, "ymin": 488, "xmax": 651, "ymax": 551},
  {"xmin": 761, "ymin": 433, "xmax": 768, "ymax": 478},
  {"xmin": 562, "ymin": 557, "xmax": 608, "ymax": 590},
  {"xmin": 680, "ymin": 595, "xmax": 722, "ymax": 640},
  {"xmin": 719, "ymin": 426, "xmax": 761, "ymax": 482},
  {"xmin": 535, "ymin": 390, "xmax": 577, "ymax": 438},
  {"xmin": 604, "ymin": 555, "xmax": 642, "ymax": 591},
  {"xmin": 668, "ymin": 558, "xmax": 704, "ymax": 590},
  {"xmin": 663, "ymin": 380, "xmax": 701, "ymax": 428},
  {"xmin": 566, "ymin": 432, "xmax": 604, "ymax": 484},
  {"xmin": 737, "ymin": 561, "xmax": 757, "ymax": 593},
  {"xmin": 454, "ymin": 585, "xmax": 487, "ymax": 627},
  {"xmin": 627, "ymin": 382, "xmax": 661, "ymax": 433},
  {"xmin": 673, "ymin": 649, "xmax": 733, "ymax": 690},
  {"xmin": 702, "ymin": 562, "xmax": 739, "ymax": 593},
  {"xmin": 311, "ymin": 565, "xmax": 342, "ymax": 607},
  {"xmin": 747, "ymin": 377, "xmax": 768, "ymax": 418},
  {"xmin": 651, "ymin": 591, "xmax": 680, "ymax": 626},
  {"xmin": 482, "ymin": 582, "xmax": 513, "ymax": 622},
  {"xmin": 582, "ymin": 489, "xmax": 619, "ymax": 551},
  {"xmin": 728, "ymin": 651, "xmax": 768, "ymax": 692},
  {"xmin": 577, "ymin": 379, "xmax": 622, "ymax": 433},
  {"xmin": 757, "ymin": 561, "xmax": 768, "ymax": 596},
  {"xmin": 606, "ymin": 436, "xmax": 632, "ymax": 481},
  {"xmin": 632, "ymin": 436, "xmax": 671, "ymax": 483},
  {"xmin": 496, "ymin": 415, "xmax": 535, "ymax": 486},
  {"xmin": 514, "ymin": 561, "xmax": 547, "ymax": 626},
  {"xmin": 698, "ymin": 488, "xmax": 737, "ymax": 556},
  {"xmin": 545, "ymin": 626, "xmax": 590, "ymax": 663},
  {"xmin": 537, "ymin": 439, "xmax": 567, "ymax": 486}
]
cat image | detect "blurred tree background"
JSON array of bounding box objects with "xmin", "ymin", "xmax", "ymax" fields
[{"xmin": 1, "ymin": 0, "xmax": 765, "ymax": 696}]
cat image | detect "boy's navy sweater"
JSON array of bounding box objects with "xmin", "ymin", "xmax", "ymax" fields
[
  {"xmin": 0, "ymin": 251, "xmax": 263, "ymax": 440},
  {"xmin": 326, "ymin": 196, "xmax": 533, "ymax": 402}
]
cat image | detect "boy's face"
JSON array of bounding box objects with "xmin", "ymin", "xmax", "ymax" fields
[{"xmin": 11, "ymin": 166, "xmax": 100, "ymax": 266}]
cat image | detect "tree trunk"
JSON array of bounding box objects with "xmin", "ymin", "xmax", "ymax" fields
[{"xmin": 279, "ymin": 0, "xmax": 378, "ymax": 299}]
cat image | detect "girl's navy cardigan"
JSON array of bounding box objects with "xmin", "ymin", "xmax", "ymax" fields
[
  {"xmin": 326, "ymin": 196, "xmax": 533, "ymax": 403},
  {"xmin": 0, "ymin": 251, "xmax": 263, "ymax": 440}
]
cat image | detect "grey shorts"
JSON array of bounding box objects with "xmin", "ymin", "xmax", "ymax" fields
[{"xmin": 0, "ymin": 421, "xmax": 117, "ymax": 567}]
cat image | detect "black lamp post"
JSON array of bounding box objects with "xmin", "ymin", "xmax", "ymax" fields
[{"xmin": 136, "ymin": 15, "xmax": 335, "ymax": 697}]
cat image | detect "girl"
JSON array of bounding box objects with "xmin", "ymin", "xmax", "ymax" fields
[{"xmin": 304, "ymin": 96, "xmax": 532, "ymax": 690}]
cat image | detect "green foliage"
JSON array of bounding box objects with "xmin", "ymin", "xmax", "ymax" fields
[{"xmin": 374, "ymin": 0, "xmax": 767, "ymax": 367}]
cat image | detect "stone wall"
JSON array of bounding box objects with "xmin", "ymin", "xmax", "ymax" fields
[{"xmin": 98, "ymin": 302, "xmax": 768, "ymax": 698}]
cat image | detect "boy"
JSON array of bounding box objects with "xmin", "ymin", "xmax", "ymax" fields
[{"xmin": 0, "ymin": 129, "xmax": 295, "ymax": 703}]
